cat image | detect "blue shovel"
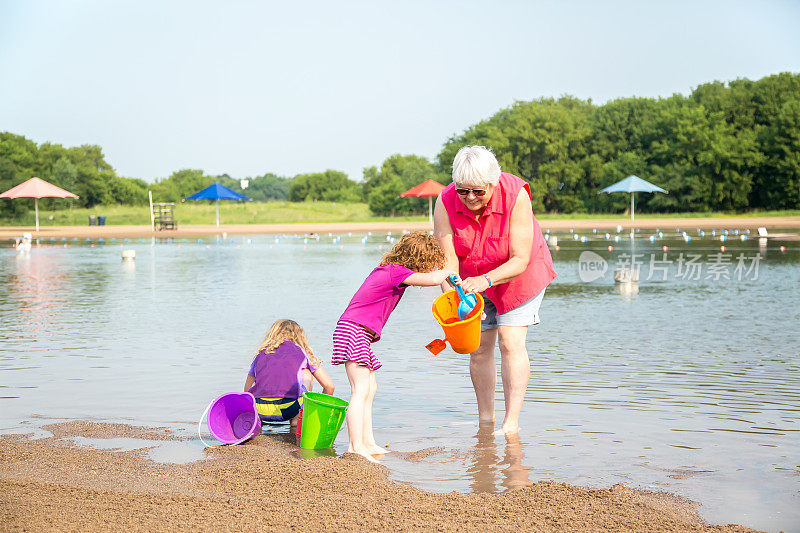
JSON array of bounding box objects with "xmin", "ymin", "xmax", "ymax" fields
[{"xmin": 448, "ymin": 274, "xmax": 478, "ymax": 320}]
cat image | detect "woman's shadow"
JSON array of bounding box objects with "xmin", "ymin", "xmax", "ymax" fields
[{"xmin": 468, "ymin": 423, "xmax": 532, "ymax": 492}]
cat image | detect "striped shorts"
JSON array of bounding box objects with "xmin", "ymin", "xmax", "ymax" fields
[{"xmin": 331, "ymin": 320, "xmax": 382, "ymax": 371}]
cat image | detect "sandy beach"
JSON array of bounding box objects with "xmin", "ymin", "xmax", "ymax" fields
[
  {"xmin": 0, "ymin": 422, "xmax": 758, "ymax": 532},
  {"xmin": 0, "ymin": 216, "xmax": 798, "ymax": 240}
]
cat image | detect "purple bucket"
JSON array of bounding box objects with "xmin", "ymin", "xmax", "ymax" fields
[{"xmin": 199, "ymin": 392, "xmax": 261, "ymax": 446}]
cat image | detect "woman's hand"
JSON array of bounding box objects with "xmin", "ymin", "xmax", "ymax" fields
[{"xmin": 459, "ymin": 275, "xmax": 491, "ymax": 294}]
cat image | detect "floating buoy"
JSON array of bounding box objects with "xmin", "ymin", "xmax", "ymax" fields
[
  {"xmin": 780, "ymin": 246, "xmax": 786, "ymax": 252},
  {"xmin": 569, "ymin": 229, "xmax": 574, "ymax": 233},
  {"xmin": 720, "ymin": 235, "xmax": 727, "ymax": 242},
  {"xmin": 555, "ymin": 245, "xmax": 560, "ymax": 251},
  {"xmin": 720, "ymin": 245, "xmax": 726, "ymax": 252},
  {"xmin": 616, "ymin": 225, "xmax": 622, "ymax": 233},
  {"xmin": 592, "ymin": 228, "xmax": 597, "ymax": 234},
  {"xmin": 547, "ymin": 235, "xmax": 558, "ymax": 247},
  {"xmin": 608, "ymin": 245, "xmax": 614, "ymax": 251},
  {"xmin": 649, "ymin": 236, "xmax": 656, "ymax": 243},
  {"xmin": 662, "ymin": 245, "xmax": 669, "ymax": 252},
  {"xmin": 604, "ymin": 233, "xmax": 610, "ymax": 240},
  {"xmin": 740, "ymin": 235, "xmax": 747, "ymax": 241},
  {"xmin": 614, "ymin": 236, "xmax": 621, "ymax": 242},
  {"xmin": 580, "ymin": 236, "xmax": 588, "ymax": 243},
  {"xmin": 573, "ymin": 234, "xmax": 580, "ymax": 240}
]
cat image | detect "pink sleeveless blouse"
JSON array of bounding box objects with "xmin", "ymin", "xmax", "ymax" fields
[{"xmin": 441, "ymin": 172, "xmax": 556, "ymax": 314}]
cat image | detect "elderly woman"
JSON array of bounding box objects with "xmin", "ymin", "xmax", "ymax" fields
[{"xmin": 434, "ymin": 145, "xmax": 556, "ymax": 434}]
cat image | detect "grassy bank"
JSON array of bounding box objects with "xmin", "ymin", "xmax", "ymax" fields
[{"xmin": 1, "ymin": 201, "xmax": 798, "ymax": 227}]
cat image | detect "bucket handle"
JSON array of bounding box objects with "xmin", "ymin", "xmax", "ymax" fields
[
  {"xmin": 197, "ymin": 399, "xmax": 219, "ymax": 448},
  {"xmin": 197, "ymin": 392, "xmax": 259, "ymax": 448}
]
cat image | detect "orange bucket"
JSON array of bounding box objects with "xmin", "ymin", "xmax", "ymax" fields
[{"xmin": 428, "ymin": 290, "xmax": 484, "ymax": 354}]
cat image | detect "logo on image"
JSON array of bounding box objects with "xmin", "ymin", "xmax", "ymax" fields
[{"xmin": 578, "ymin": 251, "xmax": 608, "ymax": 282}]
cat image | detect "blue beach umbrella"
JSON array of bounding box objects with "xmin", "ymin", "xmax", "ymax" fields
[
  {"xmin": 185, "ymin": 183, "xmax": 250, "ymax": 227},
  {"xmin": 599, "ymin": 175, "xmax": 667, "ymax": 236}
]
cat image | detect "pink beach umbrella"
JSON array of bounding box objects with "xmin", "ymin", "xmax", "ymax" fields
[
  {"xmin": 0, "ymin": 177, "xmax": 79, "ymax": 232},
  {"xmin": 400, "ymin": 179, "xmax": 446, "ymax": 224}
]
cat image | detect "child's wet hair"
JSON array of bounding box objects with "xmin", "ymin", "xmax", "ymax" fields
[
  {"xmin": 257, "ymin": 319, "xmax": 322, "ymax": 367},
  {"xmin": 378, "ymin": 231, "xmax": 445, "ymax": 272}
]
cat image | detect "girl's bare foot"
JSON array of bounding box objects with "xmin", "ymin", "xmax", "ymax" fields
[
  {"xmin": 348, "ymin": 446, "xmax": 379, "ymax": 463},
  {"xmin": 366, "ymin": 444, "xmax": 389, "ymax": 455}
]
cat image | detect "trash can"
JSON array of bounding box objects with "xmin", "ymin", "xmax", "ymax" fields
[
  {"xmin": 98, "ymin": 216, "xmax": 106, "ymax": 226},
  {"xmin": 88, "ymin": 215, "xmax": 97, "ymax": 226}
]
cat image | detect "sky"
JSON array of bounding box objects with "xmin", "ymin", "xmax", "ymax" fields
[{"xmin": 1, "ymin": 0, "xmax": 799, "ymax": 183}]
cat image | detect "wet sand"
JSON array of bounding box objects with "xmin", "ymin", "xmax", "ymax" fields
[
  {"xmin": 0, "ymin": 422, "xmax": 758, "ymax": 532},
  {"xmin": 1, "ymin": 216, "xmax": 798, "ymax": 240}
]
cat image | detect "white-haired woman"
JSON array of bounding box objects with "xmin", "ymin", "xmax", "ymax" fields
[{"xmin": 434, "ymin": 145, "xmax": 556, "ymax": 434}]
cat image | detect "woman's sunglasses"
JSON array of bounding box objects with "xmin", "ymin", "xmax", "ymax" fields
[{"xmin": 455, "ymin": 187, "xmax": 487, "ymax": 197}]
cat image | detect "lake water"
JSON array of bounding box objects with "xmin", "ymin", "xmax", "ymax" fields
[{"xmin": 1, "ymin": 229, "xmax": 798, "ymax": 532}]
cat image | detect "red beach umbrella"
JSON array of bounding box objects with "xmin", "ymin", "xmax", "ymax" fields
[
  {"xmin": 0, "ymin": 177, "xmax": 79, "ymax": 232},
  {"xmin": 400, "ymin": 179, "xmax": 446, "ymax": 224}
]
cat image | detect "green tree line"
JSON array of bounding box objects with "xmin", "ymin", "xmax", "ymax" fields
[
  {"xmin": 437, "ymin": 72, "xmax": 799, "ymax": 213},
  {"xmin": 2, "ymin": 72, "xmax": 798, "ymax": 219}
]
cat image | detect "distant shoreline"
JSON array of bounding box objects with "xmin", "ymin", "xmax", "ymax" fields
[{"xmin": 1, "ymin": 215, "xmax": 799, "ymax": 240}]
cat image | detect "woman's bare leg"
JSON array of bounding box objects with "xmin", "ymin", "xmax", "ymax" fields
[
  {"xmin": 470, "ymin": 328, "xmax": 498, "ymax": 424},
  {"xmin": 344, "ymin": 362, "xmax": 377, "ymax": 462},
  {"xmin": 497, "ymin": 325, "xmax": 530, "ymax": 435}
]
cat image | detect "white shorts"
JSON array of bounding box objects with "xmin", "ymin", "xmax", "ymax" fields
[{"xmin": 481, "ymin": 289, "xmax": 546, "ymax": 331}]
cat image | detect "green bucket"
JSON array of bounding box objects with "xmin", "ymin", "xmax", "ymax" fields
[{"xmin": 299, "ymin": 392, "xmax": 348, "ymax": 449}]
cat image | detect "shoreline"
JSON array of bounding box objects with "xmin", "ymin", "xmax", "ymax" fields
[
  {"xmin": 1, "ymin": 215, "xmax": 799, "ymax": 240},
  {"xmin": 0, "ymin": 422, "xmax": 757, "ymax": 532}
]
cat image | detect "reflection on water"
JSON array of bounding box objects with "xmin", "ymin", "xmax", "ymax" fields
[
  {"xmin": 1, "ymin": 232, "xmax": 799, "ymax": 532},
  {"xmin": 467, "ymin": 425, "xmax": 531, "ymax": 492}
]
